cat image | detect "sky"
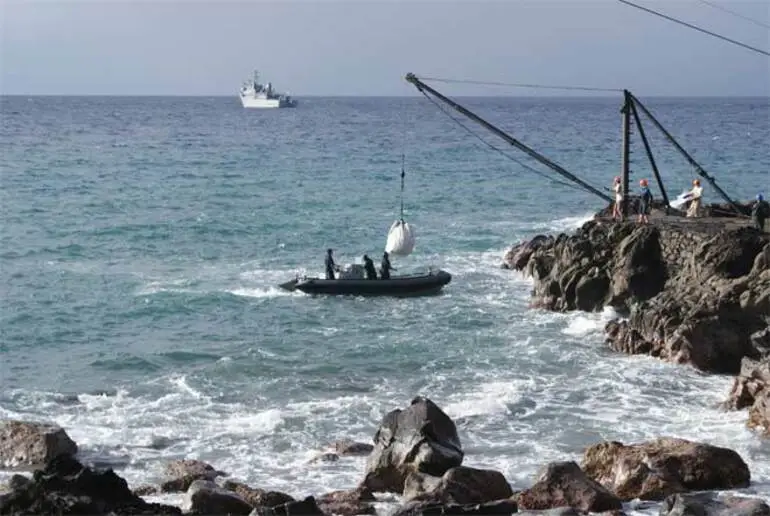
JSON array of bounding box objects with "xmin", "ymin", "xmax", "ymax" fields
[{"xmin": 1, "ymin": 0, "xmax": 768, "ymax": 96}]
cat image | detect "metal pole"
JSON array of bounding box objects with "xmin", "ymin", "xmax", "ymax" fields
[
  {"xmin": 629, "ymin": 98, "xmax": 671, "ymax": 210},
  {"xmin": 621, "ymin": 90, "xmax": 631, "ymax": 217},
  {"xmin": 405, "ymin": 73, "xmax": 613, "ymax": 204},
  {"xmin": 629, "ymin": 92, "xmax": 744, "ymax": 215}
]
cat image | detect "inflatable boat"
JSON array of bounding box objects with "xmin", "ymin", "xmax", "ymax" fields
[{"xmin": 278, "ymin": 267, "xmax": 451, "ymax": 297}]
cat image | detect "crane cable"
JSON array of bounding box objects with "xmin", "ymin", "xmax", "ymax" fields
[
  {"xmin": 616, "ymin": 0, "xmax": 770, "ymax": 57},
  {"xmin": 416, "ymin": 77, "xmax": 624, "ymax": 93},
  {"xmin": 694, "ymin": 0, "xmax": 770, "ymax": 31},
  {"xmin": 418, "ymin": 90, "xmax": 593, "ymax": 194}
]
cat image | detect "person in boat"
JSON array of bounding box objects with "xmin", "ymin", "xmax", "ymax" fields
[
  {"xmin": 752, "ymin": 193, "xmax": 770, "ymax": 233},
  {"xmin": 612, "ymin": 176, "xmax": 624, "ymax": 221},
  {"xmin": 363, "ymin": 255, "xmax": 377, "ymax": 280},
  {"xmin": 637, "ymin": 179, "xmax": 653, "ymax": 225},
  {"xmin": 684, "ymin": 179, "xmax": 703, "ymax": 218},
  {"xmin": 325, "ymin": 249, "xmax": 339, "ymax": 280},
  {"xmin": 380, "ymin": 251, "xmax": 396, "ymax": 280}
]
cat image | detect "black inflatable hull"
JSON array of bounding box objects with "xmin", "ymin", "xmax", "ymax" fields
[{"xmin": 279, "ymin": 270, "xmax": 452, "ymax": 297}]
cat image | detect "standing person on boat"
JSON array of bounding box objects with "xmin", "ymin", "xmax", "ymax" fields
[
  {"xmin": 685, "ymin": 179, "xmax": 703, "ymax": 218},
  {"xmin": 363, "ymin": 255, "xmax": 377, "ymax": 280},
  {"xmin": 752, "ymin": 193, "xmax": 770, "ymax": 233},
  {"xmin": 380, "ymin": 252, "xmax": 396, "ymax": 280},
  {"xmin": 638, "ymin": 179, "xmax": 653, "ymax": 224},
  {"xmin": 325, "ymin": 249, "xmax": 338, "ymax": 280},
  {"xmin": 612, "ymin": 176, "xmax": 624, "ymax": 221}
]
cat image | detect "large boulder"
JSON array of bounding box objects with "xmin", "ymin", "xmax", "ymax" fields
[
  {"xmin": 161, "ymin": 458, "xmax": 227, "ymax": 492},
  {"xmin": 516, "ymin": 461, "xmax": 622, "ymax": 513},
  {"xmin": 403, "ymin": 466, "xmax": 514, "ymax": 505},
  {"xmin": 0, "ymin": 420, "xmax": 78, "ymax": 468},
  {"xmin": 218, "ymin": 479, "xmax": 294, "ymax": 508},
  {"xmin": 363, "ymin": 396, "xmax": 463, "ymax": 494},
  {"xmin": 182, "ymin": 479, "xmax": 252, "ymax": 515},
  {"xmin": 0, "ymin": 454, "xmax": 180, "ymax": 515},
  {"xmin": 581, "ymin": 437, "xmax": 750, "ymax": 501}
]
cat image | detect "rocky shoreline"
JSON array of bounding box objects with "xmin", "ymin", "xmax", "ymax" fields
[
  {"xmin": 2, "ymin": 395, "xmax": 769, "ymax": 516},
  {"xmin": 503, "ymin": 199, "xmax": 770, "ymax": 437}
]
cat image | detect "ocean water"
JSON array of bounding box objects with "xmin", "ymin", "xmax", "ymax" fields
[{"xmin": 1, "ymin": 94, "xmax": 769, "ymax": 514}]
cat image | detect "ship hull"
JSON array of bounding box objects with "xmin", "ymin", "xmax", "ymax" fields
[{"xmin": 240, "ymin": 95, "xmax": 297, "ymax": 108}]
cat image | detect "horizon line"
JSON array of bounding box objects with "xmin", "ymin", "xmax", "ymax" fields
[{"xmin": 2, "ymin": 93, "xmax": 769, "ymax": 99}]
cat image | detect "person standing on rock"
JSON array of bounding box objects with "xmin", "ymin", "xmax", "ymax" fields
[
  {"xmin": 612, "ymin": 176, "xmax": 624, "ymax": 221},
  {"xmin": 685, "ymin": 179, "xmax": 703, "ymax": 218},
  {"xmin": 752, "ymin": 193, "xmax": 770, "ymax": 233},
  {"xmin": 638, "ymin": 179, "xmax": 653, "ymax": 224}
]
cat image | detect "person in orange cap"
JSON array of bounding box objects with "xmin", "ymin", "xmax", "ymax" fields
[
  {"xmin": 638, "ymin": 179, "xmax": 653, "ymax": 224},
  {"xmin": 612, "ymin": 176, "xmax": 624, "ymax": 221},
  {"xmin": 684, "ymin": 179, "xmax": 703, "ymax": 217}
]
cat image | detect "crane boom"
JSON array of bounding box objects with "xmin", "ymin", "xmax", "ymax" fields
[{"xmin": 404, "ymin": 72, "xmax": 613, "ymax": 204}]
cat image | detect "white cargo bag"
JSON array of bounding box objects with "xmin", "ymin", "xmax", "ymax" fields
[{"xmin": 385, "ymin": 219, "xmax": 416, "ymax": 256}]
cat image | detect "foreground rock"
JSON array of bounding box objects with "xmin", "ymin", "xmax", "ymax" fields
[
  {"xmin": 219, "ymin": 479, "xmax": 295, "ymax": 508},
  {"xmin": 516, "ymin": 461, "xmax": 622, "ymax": 513},
  {"xmin": 392, "ymin": 498, "xmax": 521, "ymax": 516},
  {"xmin": 403, "ymin": 466, "xmax": 513, "ymax": 505},
  {"xmin": 0, "ymin": 455, "xmax": 180, "ymax": 515},
  {"xmin": 363, "ymin": 396, "xmax": 464, "ymax": 494},
  {"xmin": 161, "ymin": 458, "xmax": 227, "ymax": 492},
  {"xmin": 183, "ymin": 479, "xmax": 253, "ymax": 515},
  {"xmin": 581, "ymin": 437, "xmax": 750, "ymax": 501},
  {"xmin": 507, "ymin": 215, "xmax": 770, "ymax": 375},
  {"xmin": 659, "ymin": 492, "xmax": 770, "ymax": 516},
  {"xmin": 724, "ymin": 357, "xmax": 770, "ymax": 436},
  {"xmin": 0, "ymin": 420, "xmax": 78, "ymax": 468}
]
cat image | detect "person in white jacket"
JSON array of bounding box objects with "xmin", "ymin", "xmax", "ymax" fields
[{"xmin": 685, "ymin": 179, "xmax": 703, "ymax": 218}]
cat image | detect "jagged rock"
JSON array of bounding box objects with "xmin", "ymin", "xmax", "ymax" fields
[
  {"xmin": 392, "ymin": 498, "xmax": 519, "ymax": 516},
  {"xmin": 516, "ymin": 461, "xmax": 622, "ymax": 513},
  {"xmin": 659, "ymin": 492, "xmax": 770, "ymax": 516},
  {"xmin": 0, "ymin": 454, "xmax": 180, "ymax": 515},
  {"xmin": 363, "ymin": 396, "xmax": 463, "ymax": 494},
  {"xmin": 316, "ymin": 486, "xmax": 375, "ymax": 515},
  {"xmin": 131, "ymin": 484, "xmax": 158, "ymax": 496},
  {"xmin": 0, "ymin": 420, "xmax": 78, "ymax": 468},
  {"xmin": 182, "ymin": 479, "xmax": 252, "ymax": 515},
  {"xmin": 502, "ymin": 235, "xmax": 552, "ymax": 270},
  {"xmin": 748, "ymin": 390, "xmax": 770, "ymax": 436},
  {"xmin": 219, "ymin": 479, "xmax": 294, "ymax": 507},
  {"xmin": 723, "ymin": 358, "xmax": 770, "ymax": 411},
  {"xmin": 160, "ymin": 458, "xmax": 226, "ymax": 492},
  {"xmin": 249, "ymin": 496, "xmax": 324, "ymax": 515},
  {"xmin": 333, "ymin": 439, "xmax": 374, "ymax": 456},
  {"xmin": 581, "ymin": 437, "xmax": 750, "ymax": 501},
  {"xmin": 403, "ymin": 466, "xmax": 514, "ymax": 505}
]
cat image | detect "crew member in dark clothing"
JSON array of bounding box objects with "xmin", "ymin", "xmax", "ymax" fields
[
  {"xmin": 325, "ymin": 249, "xmax": 337, "ymax": 280},
  {"xmin": 363, "ymin": 255, "xmax": 377, "ymax": 280},
  {"xmin": 752, "ymin": 193, "xmax": 770, "ymax": 233},
  {"xmin": 380, "ymin": 252, "xmax": 396, "ymax": 279}
]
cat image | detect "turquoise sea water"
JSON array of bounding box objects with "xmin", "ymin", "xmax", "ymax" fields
[{"xmin": 1, "ymin": 94, "xmax": 769, "ymax": 513}]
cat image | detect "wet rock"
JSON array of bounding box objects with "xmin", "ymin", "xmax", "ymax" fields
[
  {"xmin": 581, "ymin": 437, "xmax": 750, "ymax": 501},
  {"xmin": 131, "ymin": 484, "xmax": 158, "ymax": 496},
  {"xmin": 316, "ymin": 486, "xmax": 375, "ymax": 515},
  {"xmin": 0, "ymin": 454, "xmax": 180, "ymax": 515},
  {"xmin": 161, "ymin": 458, "xmax": 227, "ymax": 492},
  {"xmin": 219, "ymin": 479, "xmax": 294, "ymax": 507},
  {"xmin": 363, "ymin": 396, "xmax": 463, "ymax": 494},
  {"xmin": 748, "ymin": 390, "xmax": 770, "ymax": 436},
  {"xmin": 516, "ymin": 461, "xmax": 622, "ymax": 513},
  {"xmin": 403, "ymin": 466, "xmax": 514, "ymax": 505},
  {"xmin": 249, "ymin": 496, "xmax": 324, "ymax": 515},
  {"xmin": 723, "ymin": 357, "xmax": 770, "ymax": 436},
  {"xmin": 502, "ymin": 235, "xmax": 552, "ymax": 271},
  {"xmin": 332, "ymin": 439, "xmax": 374, "ymax": 456},
  {"xmin": 0, "ymin": 420, "xmax": 78, "ymax": 468},
  {"xmin": 182, "ymin": 479, "xmax": 252, "ymax": 515},
  {"xmin": 392, "ymin": 498, "xmax": 519, "ymax": 516},
  {"xmin": 659, "ymin": 492, "xmax": 770, "ymax": 516}
]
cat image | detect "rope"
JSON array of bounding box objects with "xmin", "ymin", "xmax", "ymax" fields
[
  {"xmin": 616, "ymin": 0, "xmax": 770, "ymax": 57},
  {"xmin": 418, "ymin": 90, "xmax": 589, "ymax": 194},
  {"xmin": 416, "ymin": 76, "xmax": 623, "ymax": 93},
  {"xmin": 694, "ymin": 0, "xmax": 770, "ymax": 30},
  {"xmin": 399, "ymin": 96, "xmax": 408, "ymax": 222}
]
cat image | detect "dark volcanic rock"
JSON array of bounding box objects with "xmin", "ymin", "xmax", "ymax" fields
[
  {"xmin": 316, "ymin": 486, "xmax": 375, "ymax": 516},
  {"xmin": 392, "ymin": 498, "xmax": 519, "ymax": 516},
  {"xmin": 160, "ymin": 458, "xmax": 227, "ymax": 492},
  {"xmin": 182, "ymin": 479, "xmax": 252, "ymax": 515},
  {"xmin": 219, "ymin": 479, "xmax": 295, "ymax": 507},
  {"xmin": 0, "ymin": 454, "xmax": 180, "ymax": 515},
  {"xmin": 250, "ymin": 496, "xmax": 324, "ymax": 516},
  {"xmin": 0, "ymin": 420, "xmax": 78, "ymax": 469},
  {"xmin": 363, "ymin": 396, "xmax": 463, "ymax": 494},
  {"xmin": 516, "ymin": 461, "xmax": 622, "ymax": 513},
  {"xmin": 659, "ymin": 492, "xmax": 770, "ymax": 516},
  {"xmin": 581, "ymin": 437, "xmax": 750, "ymax": 501},
  {"xmin": 403, "ymin": 466, "xmax": 514, "ymax": 505}
]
